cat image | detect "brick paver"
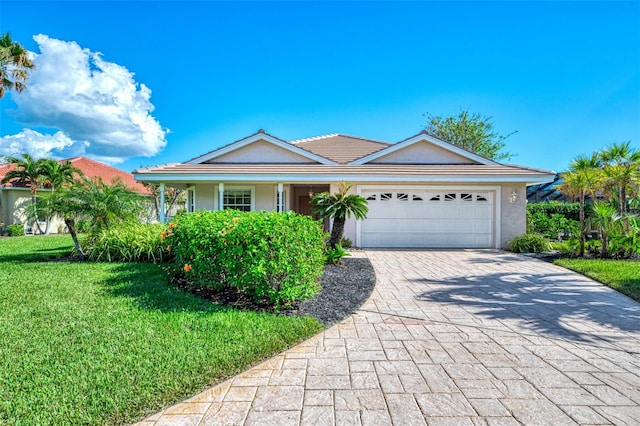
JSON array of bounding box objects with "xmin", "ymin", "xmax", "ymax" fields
[{"xmin": 136, "ymin": 250, "xmax": 640, "ymax": 425}]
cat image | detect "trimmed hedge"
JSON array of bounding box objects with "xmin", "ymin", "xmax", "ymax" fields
[
  {"xmin": 165, "ymin": 210, "xmax": 326, "ymax": 308},
  {"xmin": 527, "ymin": 201, "xmax": 580, "ymax": 221},
  {"xmin": 7, "ymin": 224, "xmax": 25, "ymax": 237},
  {"xmin": 87, "ymin": 222, "xmax": 169, "ymax": 263}
]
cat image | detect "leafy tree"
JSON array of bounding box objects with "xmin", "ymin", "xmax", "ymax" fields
[
  {"xmin": 311, "ymin": 181, "xmax": 368, "ymax": 249},
  {"xmin": 0, "ymin": 32, "xmax": 35, "ymax": 98},
  {"xmin": 424, "ymin": 109, "xmax": 515, "ymax": 161},
  {"xmin": 599, "ymin": 141, "xmax": 639, "ymax": 216},
  {"xmin": 1, "ymin": 153, "xmax": 48, "ymax": 233},
  {"xmin": 559, "ymin": 154, "xmax": 602, "ymax": 257},
  {"xmin": 142, "ymin": 182, "xmax": 186, "ymax": 221}
]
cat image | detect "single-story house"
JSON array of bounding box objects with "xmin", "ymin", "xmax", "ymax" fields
[
  {"xmin": 0, "ymin": 156, "xmax": 151, "ymax": 233},
  {"xmin": 133, "ymin": 130, "xmax": 555, "ymax": 248}
]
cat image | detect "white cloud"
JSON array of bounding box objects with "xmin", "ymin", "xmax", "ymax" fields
[
  {"xmin": 5, "ymin": 34, "xmax": 167, "ymax": 163},
  {"xmin": 0, "ymin": 129, "xmax": 77, "ymax": 159}
]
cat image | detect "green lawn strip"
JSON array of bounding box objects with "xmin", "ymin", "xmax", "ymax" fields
[
  {"xmin": 0, "ymin": 236, "xmax": 322, "ymax": 425},
  {"xmin": 554, "ymin": 258, "xmax": 640, "ymax": 302}
]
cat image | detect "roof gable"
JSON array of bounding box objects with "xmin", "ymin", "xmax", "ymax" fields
[
  {"xmin": 291, "ymin": 134, "xmax": 390, "ymax": 164},
  {"xmin": 350, "ymin": 131, "xmax": 499, "ymax": 166},
  {"xmin": 186, "ymin": 131, "xmax": 336, "ymax": 165}
]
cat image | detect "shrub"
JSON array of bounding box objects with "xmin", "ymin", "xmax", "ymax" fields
[
  {"xmin": 508, "ymin": 233, "xmax": 551, "ymax": 253},
  {"xmin": 527, "ymin": 201, "xmax": 580, "ymax": 221},
  {"xmin": 7, "ymin": 224, "xmax": 25, "ymax": 237},
  {"xmin": 340, "ymin": 237, "xmax": 353, "ymax": 248},
  {"xmin": 166, "ymin": 210, "xmax": 326, "ymax": 308},
  {"xmin": 87, "ymin": 221, "xmax": 169, "ymax": 263},
  {"xmin": 529, "ymin": 212, "xmax": 579, "ymax": 240},
  {"xmin": 325, "ymin": 244, "xmax": 350, "ymax": 264}
]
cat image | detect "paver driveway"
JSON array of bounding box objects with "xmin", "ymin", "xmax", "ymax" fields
[{"xmin": 138, "ymin": 250, "xmax": 640, "ymax": 425}]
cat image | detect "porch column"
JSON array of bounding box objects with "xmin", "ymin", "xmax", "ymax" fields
[
  {"xmin": 277, "ymin": 183, "xmax": 284, "ymax": 212},
  {"xmin": 218, "ymin": 183, "xmax": 224, "ymax": 210},
  {"xmin": 159, "ymin": 183, "xmax": 166, "ymax": 223}
]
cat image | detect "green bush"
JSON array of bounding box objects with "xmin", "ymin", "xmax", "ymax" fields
[
  {"xmin": 508, "ymin": 233, "xmax": 551, "ymax": 253},
  {"xmin": 87, "ymin": 221, "xmax": 169, "ymax": 263},
  {"xmin": 529, "ymin": 212, "xmax": 579, "ymax": 240},
  {"xmin": 7, "ymin": 224, "xmax": 25, "ymax": 237},
  {"xmin": 166, "ymin": 210, "xmax": 326, "ymax": 308},
  {"xmin": 325, "ymin": 244, "xmax": 350, "ymax": 264},
  {"xmin": 527, "ymin": 202, "xmax": 580, "ymax": 221}
]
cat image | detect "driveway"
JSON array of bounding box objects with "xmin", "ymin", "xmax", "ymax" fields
[{"xmin": 138, "ymin": 250, "xmax": 640, "ymax": 425}]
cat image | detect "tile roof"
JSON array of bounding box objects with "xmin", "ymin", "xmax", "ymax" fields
[
  {"xmin": 0, "ymin": 156, "xmax": 150, "ymax": 194},
  {"xmin": 289, "ymin": 134, "xmax": 390, "ymax": 164},
  {"xmin": 134, "ymin": 163, "xmax": 555, "ymax": 185}
]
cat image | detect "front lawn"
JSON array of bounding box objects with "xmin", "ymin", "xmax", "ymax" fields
[
  {"xmin": 554, "ymin": 258, "xmax": 640, "ymax": 302},
  {"xmin": 0, "ymin": 236, "xmax": 322, "ymax": 425}
]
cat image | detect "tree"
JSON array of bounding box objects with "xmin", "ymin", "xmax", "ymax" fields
[
  {"xmin": 559, "ymin": 154, "xmax": 602, "ymax": 257},
  {"xmin": 30, "ymin": 176, "xmax": 144, "ymax": 259},
  {"xmin": 588, "ymin": 202, "xmax": 622, "ymax": 258},
  {"xmin": 1, "ymin": 153, "xmax": 48, "ymax": 233},
  {"xmin": 599, "ymin": 141, "xmax": 640, "ymax": 216},
  {"xmin": 0, "ymin": 32, "xmax": 35, "ymax": 98},
  {"xmin": 39, "ymin": 159, "xmax": 82, "ymax": 233},
  {"xmin": 311, "ymin": 181, "xmax": 368, "ymax": 248},
  {"xmin": 424, "ymin": 109, "xmax": 515, "ymax": 161},
  {"xmin": 142, "ymin": 182, "xmax": 186, "ymax": 221}
]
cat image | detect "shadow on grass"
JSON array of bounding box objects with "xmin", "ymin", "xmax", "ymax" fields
[
  {"xmin": 100, "ymin": 263, "xmax": 230, "ymax": 314},
  {"xmin": 0, "ymin": 245, "xmax": 74, "ymax": 263},
  {"xmin": 415, "ymin": 269, "xmax": 640, "ymax": 343}
]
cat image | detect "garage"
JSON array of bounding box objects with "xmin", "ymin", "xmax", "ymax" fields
[{"xmin": 360, "ymin": 189, "xmax": 495, "ymax": 248}]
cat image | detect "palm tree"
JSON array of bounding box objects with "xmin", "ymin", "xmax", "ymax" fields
[
  {"xmin": 1, "ymin": 153, "xmax": 48, "ymax": 233},
  {"xmin": 38, "ymin": 159, "xmax": 83, "ymax": 233},
  {"xmin": 311, "ymin": 181, "xmax": 369, "ymax": 248},
  {"xmin": 75, "ymin": 176, "xmax": 144, "ymax": 235},
  {"xmin": 559, "ymin": 154, "xmax": 602, "ymax": 257},
  {"xmin": 0, "ymin": 32, "xmax": 35, "ymax": 98},
  {"xmin": 588, "ymin": 202, "xmax": 622, "ymax": 258},
  {"xmin": 599, "ymin": 141, "xmax": 640, "ymax": 216}
]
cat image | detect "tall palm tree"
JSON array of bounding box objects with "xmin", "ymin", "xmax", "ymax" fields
[
  {"xmin": 39, "ymin": 159, "xmax": 83, "ymax": 233},
  {"xmin": 599, "ymin": 141, "xmax": 640, "ymax": 216},
  {"xmin": 1, "ymin": 153, "xmax": 47, "ymax": 233},
  {"xmin": 559, "ymin": 154, "xmax": 602, "ymax": 257},
  {"xmin": 311, "ymin": 181, "xmax": 369, "ymax": 248},
  {"xmin": 0, "ymin": 32, "xmax": 35, "ymax": 98}
]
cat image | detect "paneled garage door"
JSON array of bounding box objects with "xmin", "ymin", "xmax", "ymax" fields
[{"xmin": 360, "ymin": 190, "xmax": 494, "ymax": 248}]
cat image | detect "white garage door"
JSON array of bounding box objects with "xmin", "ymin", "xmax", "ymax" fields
[{"xmin": 361, "ymin": 190, "xmax": 494, "ymax": 248}]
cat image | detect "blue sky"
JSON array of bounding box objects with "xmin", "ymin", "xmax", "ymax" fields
[{"xmin": 1, "ymin": 1, "xmax": 638, "ymax": 173}]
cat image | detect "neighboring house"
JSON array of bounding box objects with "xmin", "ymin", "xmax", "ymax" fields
[
  {"xmin": 133, "ymin": 130, "xmax": 555, "ymax": 248},
  {"xmin": 0, "ymin": 156, "xmax": 151, "ymax": 233}
]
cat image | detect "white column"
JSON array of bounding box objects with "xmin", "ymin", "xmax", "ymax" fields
[
  {"xmin": 277, "ymin": 183, "xmax": 284, "ymax": 212},
  {"xmin": 159, "ymin": 183, "xmax": 166, "ymax": 223},
  {"xmin": 218, "ymin": 183, "xmax": 225, "ymax": 210}
]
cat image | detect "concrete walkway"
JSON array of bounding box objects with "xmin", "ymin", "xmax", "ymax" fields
[{"xmin": 137, "ymin": 250, "xmax": 640, "ymax": 425}]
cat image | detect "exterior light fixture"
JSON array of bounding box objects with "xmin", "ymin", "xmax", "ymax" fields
[
  {"xmin": 509, "ymin": 190, "xmax": 518, "ymax": 204},
  {"xmin": 308, "ymin": 186, "xmax": 314, "ymax": 198}
]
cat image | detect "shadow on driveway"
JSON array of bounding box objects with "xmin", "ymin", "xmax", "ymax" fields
[{"xmin": 414, "ymin": 268, "xmax": 640, "ymax": 344}]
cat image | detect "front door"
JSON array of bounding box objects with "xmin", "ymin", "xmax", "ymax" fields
[{"xmin": 298, "ymin": 195, "xmax": 318, "ymax": 219}]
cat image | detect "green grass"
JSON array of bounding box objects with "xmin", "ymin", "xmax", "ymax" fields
[
  {"xmin": 554, "ymin": 258, "xmax": 640, "ymax": 302},
  {"xmin": 0, "ymin": 236, "xmax": 323, "ymax": 425}
]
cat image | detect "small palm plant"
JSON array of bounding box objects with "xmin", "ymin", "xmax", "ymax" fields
[{"xmin": 311, "ymin": 181, "xmax": 368, "ymax": 248}]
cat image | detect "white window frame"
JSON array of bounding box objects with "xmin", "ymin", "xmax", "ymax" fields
[
  {"xmin": 186, "ymin": 186, "xmax": 196, "ymax": 213},
  {"xmin": 222, "ymin": 186, "xmax": 255, "ymax": 212}
]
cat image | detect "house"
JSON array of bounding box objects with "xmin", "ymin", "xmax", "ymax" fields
[
  {"xmin": 133, "ymin": 130, "xmax": 555, "ymax": 248},
  {"xmin": 0, "ymin": 156, "xmax": 151, "ymax": 233}
]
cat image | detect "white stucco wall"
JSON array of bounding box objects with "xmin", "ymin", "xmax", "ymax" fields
[
  {"xmin": 499, "ymin": 183, "xmax": 527, "ymax": 247},
  {"xmin": 207, "ymin": 140, "xmax": 315, "ymax": 164},
  {"xmin": 370, "ymin": 141, "xmax": 477, "ymax": 165}
]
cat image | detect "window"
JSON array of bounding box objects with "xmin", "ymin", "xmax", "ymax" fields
[
  {"xmin": 366, "ymin": 194, "xmax": 377, "ymax": 201},
  {"xmin": 186, "ymin": 187, "xmax": 196, "ymax": 213},
  {"xmin": 444, "ymin": 193, "xmax": 456, "ymax": 202},
  {"xmin": 412, "ymin": 195, "xmax": 423, "ymax": 201},
  {"xmin": 274, "ymin": 187, "xmax": 287, "ymax": 212},
  {"xmin": 397, "ymin": 193, "xmax": 409, "ymax": 201},
  {"xmin": 380, "ymin": 193, "xmax": 393, "ymax": 201},
  {"xmin": 476, "ymin": 194, "xmax": 488, "ymax": 202},
  {"xmin": 461, "ymin": 193, "xmax": 472, "ymax": 202},
  {"xmin": 429, "ymin": 194, "xmax": 441, "ymax": 201},
  {"xmin": 224, "ymin": 189, "xmax": 252, "ymax": 212}
]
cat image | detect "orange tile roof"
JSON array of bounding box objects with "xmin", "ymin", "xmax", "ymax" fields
[{"xmin": 0, "ymin": 156, "xmax": 150, "ymax": 194}]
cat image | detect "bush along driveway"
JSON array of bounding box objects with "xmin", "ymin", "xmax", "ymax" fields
[{"xmin": 141, "ymin": 250, "xmax": 640, "ymax": 425}]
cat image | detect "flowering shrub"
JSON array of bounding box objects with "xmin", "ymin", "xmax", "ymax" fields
[{"xmin": 165, "ymin": 210, "xmax": 326, "ymax": 308}]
